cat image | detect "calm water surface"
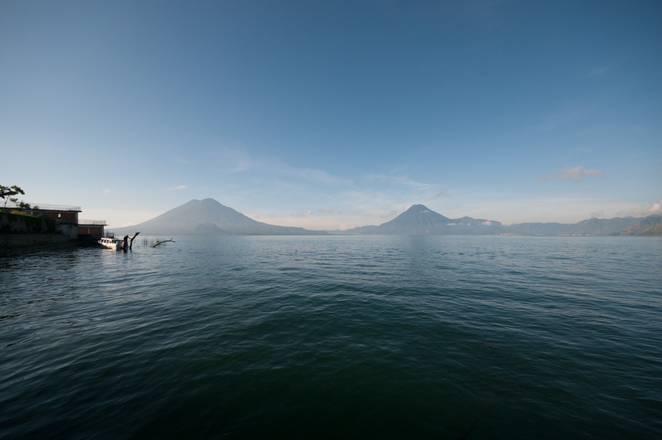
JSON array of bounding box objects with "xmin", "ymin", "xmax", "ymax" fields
[{"xmin": 1, "ymin": 236, "xmax": 661, "ymax": 439}]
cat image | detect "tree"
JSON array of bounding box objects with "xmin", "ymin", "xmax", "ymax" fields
[{"xmin": 0, "ymin": 185, "xmax": 29, "ymax": 209}]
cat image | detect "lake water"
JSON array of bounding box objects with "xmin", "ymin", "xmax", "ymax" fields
[{"xmin": 1, "ymin": 236, "xmax": 661, "ymax": 439}]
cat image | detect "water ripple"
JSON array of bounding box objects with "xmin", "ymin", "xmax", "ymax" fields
[{"xmin": 1, "ymin": 236, "xmax": 661, "ymax": 439}]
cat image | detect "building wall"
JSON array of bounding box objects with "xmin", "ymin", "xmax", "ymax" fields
[
  {"xmin": 78, "ymin": 225, "xmax": 104, "ymax": 238},
  {"xmin": 1, "ymin": 212, "xmax": 53, "ymax": 233},
  {"xmin": 0, "ymin": 233, "xmax": 70, "ymax": 248},
  {"xmin": 56, "ymin": 223, "xmax": 79, "ymax": 239},
  {"xmin": 39, "ymin": 210, "xmax": 79, "ymax": 224}
]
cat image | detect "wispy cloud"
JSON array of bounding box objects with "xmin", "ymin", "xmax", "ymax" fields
[
  {"xmin": 168, "ymin": 184, "xmax": 189, "ymax": 191},
  {"xmin": 611, "ymin": 200, "xmax": 662, "ymax": 218},
  {"xmin": 545, "ymin": 166, "xmax": 602, "ymax": 182},
  {"xmin": 244, "ymin": 167, "xmax": 449, "ymax": 228},
  {"xmin": 202, "ymin": 147, "xmax": 254, "ymax": 174},
  {"xmin": 364, "ymin": 174, "xmax": 435, "ymax": 190},
  {"xmin": 588, "ymin": 66, "xmax": 609, "ymax": 77},
  {"xmin": 280, "ymin": 164, "xmax": 353, "ymax": 186},
  {"xmin": 560, "ymin": 166, "xmax": 602, "ymax": 181},
  {"xmin": 533, "ymin": 101, "xmax": 595, "ymax": 132},
  {"xmin": 225, "ymin": 150, "xmax": 254, "ymax": 173},
  {"xmin": 649, "ymin": 201, "xmax": 662, "ymax": 214},
  {"xmin": 362, "ymin": 174, "xmax": 448, "ymax": 199},
  {"xmin": 206, "ymin": 148, "xmax": 352, "ymax": 186}
]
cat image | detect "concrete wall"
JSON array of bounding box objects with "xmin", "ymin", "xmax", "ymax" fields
[
  {"xmin": 78, "ymin": 225, "xmax": 104, "ymax": 238},
  {"xmin": 0, "ymin": 233, "xmax": 70, "ymax": 248},
  {"xmin": 55, "ymin": 223, "xmax": 79, "ymax": 239}
]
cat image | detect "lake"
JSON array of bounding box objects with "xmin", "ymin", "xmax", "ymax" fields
[{"xmin": 1, "ymin": 235, "xmax": 661, "ymax": 439}]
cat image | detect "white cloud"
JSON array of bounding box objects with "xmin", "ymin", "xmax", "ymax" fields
[
  {"xmin": 561, "ymin": 166, "xmax": 602, "ymax": 181},
  {"xmin": 365, "ymin": 174, "xmax": 431, "ymax": 189},
  {"xmin": 206, "ymin": 148, "xmax": 352, "ymax": 186},
  {"xmin": 588, "ymin": 66, "xmax": 609, "ymax": 77},
  {"xmin": 224, "ymin": 149, "xmax": 254, "ymax": 173},
  {"xmin": 281, "ymin": 164, "xmax": 353, "ymax": 186},
  {"xmin": 533, "ymin": 102, "xmax": 594, "ymax": 132},
  {"xmin": 162, "ymin": 148, "xmax": 643, "ymax": 229},
  {"xmin": 606, "ymin": 200, "xmax": 662, "ymax": 218},
  {"xmin": 546, "ymin": 166, "xmax": 602, "ymax": 182},
  {"xmin": 253, "ymin": 195, "xmax": 652, "ymax": 229},
  {"xmin": 245, "ymin": 169, "xmax": 449, "ymax": 229},
  {"xmin": 648, "ymin": 201, "xmax": 662, "ymax": 214},
  {"xmin": 168, "ymin": 184, "xmax": 189, "ymax": 191}
]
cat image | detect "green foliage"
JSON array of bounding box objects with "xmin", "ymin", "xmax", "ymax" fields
[
  {"xmin": 0, "ymin": 185, "xmax": 30, "ymax": 209},
  {"xmin": 0, "ymin": 211, "xmax": 55, "ymax": 233}
]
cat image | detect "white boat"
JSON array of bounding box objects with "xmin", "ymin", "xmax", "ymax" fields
[{"xmin": 98, "ymin": 237, "xmax": 122, "ymax": 250}]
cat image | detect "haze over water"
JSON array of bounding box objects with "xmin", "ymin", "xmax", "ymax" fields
[{"xmin": 2, "ymin": 236, "xmax": 661, "ymax": 439}]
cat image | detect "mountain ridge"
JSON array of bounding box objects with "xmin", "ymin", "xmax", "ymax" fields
[
  {"xmin": 112, "ymin": 198, "xmax": 324, "ymax": 235},
  {"xmin": 111, "ymin": 199, "xmax": 660, "ymax": 236},
  {"xmin": 620, "ymin": 215, "xmax": 662, "ymax": 236},
  {"xmin": 346, "ymin": 203, "xmax": 502, "ymax": 235}
]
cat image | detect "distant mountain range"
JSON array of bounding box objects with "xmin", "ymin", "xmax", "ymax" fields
[
  {"xmin": 112, "ymin": 198, "xmax": 322, "ymax": 235},
  {"xmin": 621, "ymin": 215, "xmax": 662, "ymax": 236},
  {"xmin": 349, "ymin": 204, "xmax": 659, "ymax": 236},
  {"xmin": 346, "ymin": 204, "xmax": 503, "ymax": 235},
  {"xmin": 506, "ymin": 216, "xmax": 652, "ymax": 236},
  {"xmin": 112, "ymin": 199, "xmax": 662, "ymax": 236}
]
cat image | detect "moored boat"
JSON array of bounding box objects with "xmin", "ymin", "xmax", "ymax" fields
[{"xmin": 98, "ymin": 237, "xmax": 122, "ymax": 250}]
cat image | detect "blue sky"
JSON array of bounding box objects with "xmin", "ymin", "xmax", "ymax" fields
[{"xmin": 1, "ymin": 0, "xmax": 661, "ymax": 228}]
